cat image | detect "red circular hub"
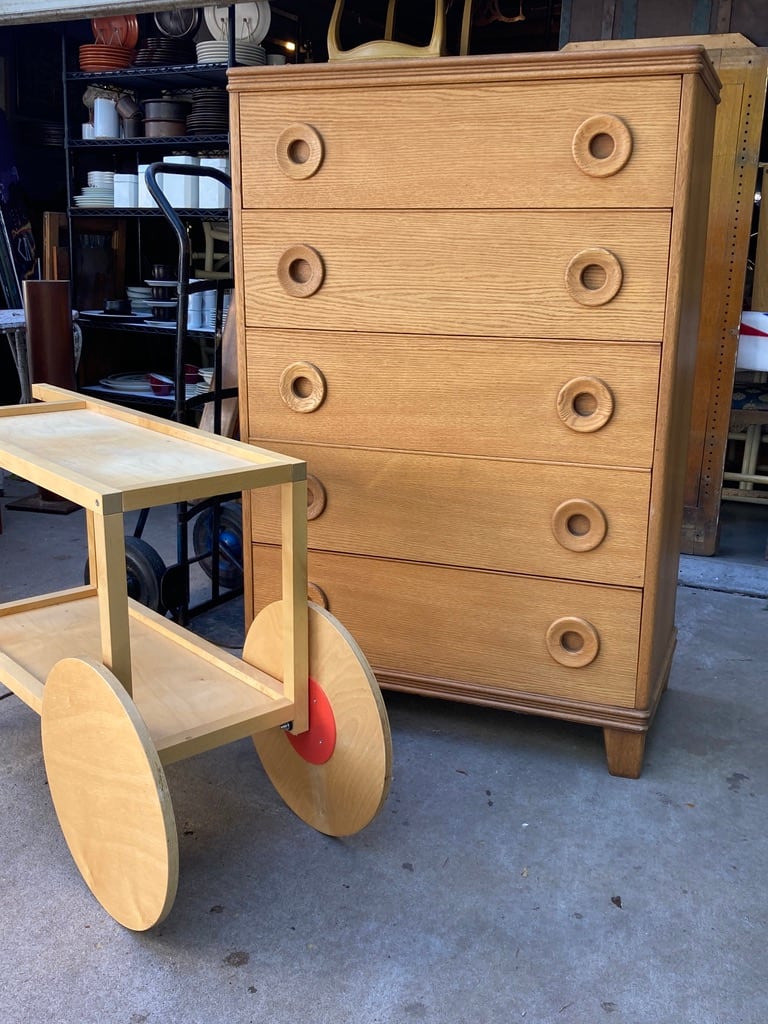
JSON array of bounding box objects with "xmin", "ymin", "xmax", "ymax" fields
[{"xmin": 286, "ymin": 676, "xmax": 337, "ymax": 765}]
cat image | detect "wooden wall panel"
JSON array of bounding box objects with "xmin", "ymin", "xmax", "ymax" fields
[{"xmin": 563, "ymin": 0, "xmax": 768, "ymax": 46}]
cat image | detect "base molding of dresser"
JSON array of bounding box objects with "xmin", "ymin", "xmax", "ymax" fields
[{"xmin": 375, "ymin": 669, "xmax": 668, "ymax": 779}]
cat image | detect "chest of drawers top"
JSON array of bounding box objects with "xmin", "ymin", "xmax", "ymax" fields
[{"xmin": 229, "ymin": 45, "xmax": 719, "ymax": 213}]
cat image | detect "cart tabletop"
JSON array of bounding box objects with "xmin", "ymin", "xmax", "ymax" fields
[{"xmin": 0, "ymin": 385, "xmax": 304, "ymax": 513}]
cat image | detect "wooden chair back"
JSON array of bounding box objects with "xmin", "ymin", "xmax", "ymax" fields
[{"xmin": 327, "ymin": 0, "xmax": 446, "ymax": 61}]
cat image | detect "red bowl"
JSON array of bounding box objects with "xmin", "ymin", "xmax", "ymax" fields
[{"xmin": 148, "ymin": 373, "xmax": 173, "ymax": 396}]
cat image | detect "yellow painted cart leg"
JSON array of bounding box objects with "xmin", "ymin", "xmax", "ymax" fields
[
  {"xmin": 244, "ymin": 601, "xmax": 393, "ymax": 837},
  {"xmin": 41, "ymin": 657, "xmax": 179, "ymax": 931}
]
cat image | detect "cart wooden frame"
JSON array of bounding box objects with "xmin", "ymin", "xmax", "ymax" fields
[{"xmin": 0, "ymin": 384, "xmax": 391, "ymax": 930}]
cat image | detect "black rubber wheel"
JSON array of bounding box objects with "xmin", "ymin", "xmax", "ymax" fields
[
  {"xmin": 192, "ymin": 501, "xmax": 243, "ymax": 591},
  {"xmin": 84, "ymin": 536, "xmax": 167, "ymax": 614}
]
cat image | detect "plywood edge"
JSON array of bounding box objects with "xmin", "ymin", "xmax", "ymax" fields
[
  {"xmin": 563, "ymin": 33, "xmax": 757, "ymax": 52},
  {"xmin": 0, "ymin": 651, "xmax": 44, "ymax": 713},
  {"xmin": 0, "ymin": 399, "xmax": 85, "ymax": 418},
  {"xmin": 0, "ymin": 585, "xmax": 95, "ymax": 618},
  {"xmin": 155, "ymin": 697, "xmax": 293, "ymax": 765}
]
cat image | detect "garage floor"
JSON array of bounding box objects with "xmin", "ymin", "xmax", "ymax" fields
[{"xmin": 0, "ymin": 474, "xmax": 766, "ymax": 1024}]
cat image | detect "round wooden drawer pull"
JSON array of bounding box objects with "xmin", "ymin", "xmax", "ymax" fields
[
  {"xmin": 565, "ymin": 248, "xmax": 623, "ymax": 307},
  {"xmin": 306, "ymin": 474, "xmax": 327, "ymax": 520},
  {"xmin": 546, "ymin": 616, "xmax": 600, "ymax": 668},
  {"xmin": 275, "ymin": 123, "xmax": 325, "ymax": 180},
  {"xmin": 279, "ymin": 361, "xmax": 327, "ymax": 413},
  {"xmin": 556, "ymin": 376, "xmax": 614, "ymax": 433},
  {"xmin": 308, "ymin": 582, "xmax": 329, "ymax": 609},
  {"xmin": 572, "ymin": 114, "xmax": 633, "ymax": 178},
  {"xmin": 277, "ymin": 244, "xmax": 325, "ymax": 298},
  {"xmin": 552, "ymin": 498, "xmax": 607, "ymax": 552}
]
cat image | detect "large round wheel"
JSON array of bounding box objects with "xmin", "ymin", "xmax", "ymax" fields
[
  {"xmin": 84, "ymin": 535, "xmax": 167, "ymax": 614},
  {"xmin": 243, "ymin": 601, "xmax": 392, "ymax": 837},
  {"xmin": 192, "ymin": 501, "xmax": 243, "ymax": 590},
  {"xmin": 41, "ymin": 657, "xmax": 179, "ymax": 931}
]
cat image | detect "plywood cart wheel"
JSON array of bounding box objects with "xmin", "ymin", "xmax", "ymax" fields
[
  {"xmin": 41, "ymin": 657, "xmax": 179, "ymax": 932},
  {"xmin": 244, "ymin": 601, "xmax": 393, "ymax": 837}
]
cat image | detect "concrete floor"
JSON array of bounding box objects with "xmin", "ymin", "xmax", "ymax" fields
[{"xmin": 0, "ymin": 474, "xmax": 766, "ymax": 1024}]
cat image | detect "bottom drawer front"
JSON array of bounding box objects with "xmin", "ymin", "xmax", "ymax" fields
[
  {"xmin": 250, "ymin": 546, "xmax": 641, "ymax": 708},
  {"xmin": 248, "ymin": 443, "xmax": 650, "ymax": 586}
]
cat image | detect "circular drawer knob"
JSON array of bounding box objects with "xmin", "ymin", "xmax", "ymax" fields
[
  {"xmin": 277, "ymin": 244, "xmax": 325, "ymax": 298},
  {"xmin": 308, "ymin": 581, "xmax": 329, "ymax": 609},
  {"xmin": 306, "ymin": 474, "xmax": 327, "ymax": 520},
  {"xmin": 551, "ymin": 498, "xmax": 607, "ymax": 552},
  {"xmin": 275, "ymin": 123, "xmax": 325, "ymax": 180},
  {"xmin": 556, "ymin": 376, "xmax": 614, "ymax": 433},
  {"xmin": 572, "ymin": 114, "xmax": 633, "ymax": 178},
  {"xmin": 279, "ymin": 361, "xmax": 327, "ymax": 413},
  {"xmin": 546, "ymin": 616, "xmax": 600, "ymax": 668},
  {"xmin": 565, "ymin": 248, "xmax": 623, "ymax": 307}
]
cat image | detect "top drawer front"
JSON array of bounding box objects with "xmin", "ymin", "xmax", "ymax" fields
[
  {"xmin": 241, "ymin": 210, "xmax": 670, "ymax": 341},
  {"xmin": 236, "ymin": 78, "xmax": 681, "ymax": 211}
]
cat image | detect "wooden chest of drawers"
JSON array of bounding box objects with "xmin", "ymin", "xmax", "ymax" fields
[{"xmin": 228, "ymin": 47, "xmax": 719, "ymax": 777}]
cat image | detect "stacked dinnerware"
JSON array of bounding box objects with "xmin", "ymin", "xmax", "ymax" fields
[
  {"xmin": 73, "ymin": 170, "xmax": 114, "ymax": 208},
  {"xmin": 126, "ymin": 285, "xmax": 153, "ymax": 315},
  {"xmin": 196, "ymin": 41, "xmax": 266, "ymax": 66}
]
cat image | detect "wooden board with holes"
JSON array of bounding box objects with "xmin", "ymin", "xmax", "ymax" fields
[{"xmin": 565, "ymin": 34, "xmax": 768, "ymax": 555}]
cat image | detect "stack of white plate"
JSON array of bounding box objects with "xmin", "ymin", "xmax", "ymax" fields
[
  {"xmin": 196, "ymin": 40, "xmax": 266, "ymax": 65},
  {"xmin": 126, "ymin": 285, "xmax": 153, "ymax": 314},
  {"xmin": 73, "ymin": 187, "xmax": 113, "ymax": 207},
  {"xmin": 73, "ymin": 171, "xmax": 115, "ymax": 208},
  {"xmin": 202, "ymin": 292, "xmax": 231, "ymax": 330}
]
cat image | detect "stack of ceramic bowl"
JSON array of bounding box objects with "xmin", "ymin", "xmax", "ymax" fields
[
  {"xmin": 73, "ymin": 171, "xmax": 114, "ymax": 208},
  {"xmin": 126, "ymin": 285, "xmax": 153, "ymax": 316},
  {"xmin": 196, "ymin": 40, "xmax": 266, "ymax": 66}
]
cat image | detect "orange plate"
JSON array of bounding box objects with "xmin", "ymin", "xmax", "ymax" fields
[{"xmin": 91, "ymin": 15, "xmax": 138, "ymax": 48}]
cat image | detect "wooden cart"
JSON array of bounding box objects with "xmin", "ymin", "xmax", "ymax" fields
[{"xmin": 0, "ymin": 384, "xmax": 391, "ymax": 931}]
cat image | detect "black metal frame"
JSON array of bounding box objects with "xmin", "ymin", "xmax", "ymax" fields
[{"xmin": 137, "ymin": 162, "xmax": 242, "ymax": 625}]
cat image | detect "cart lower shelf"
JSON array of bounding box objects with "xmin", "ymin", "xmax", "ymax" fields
[{"xmin": 0, "ymin": 587, "xmax": 292, "ymax": 763}]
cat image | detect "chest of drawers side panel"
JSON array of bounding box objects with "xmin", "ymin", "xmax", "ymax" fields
[{"xmin": 635, "ymin": 73, "xmax": 719, "ymax": 708}]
